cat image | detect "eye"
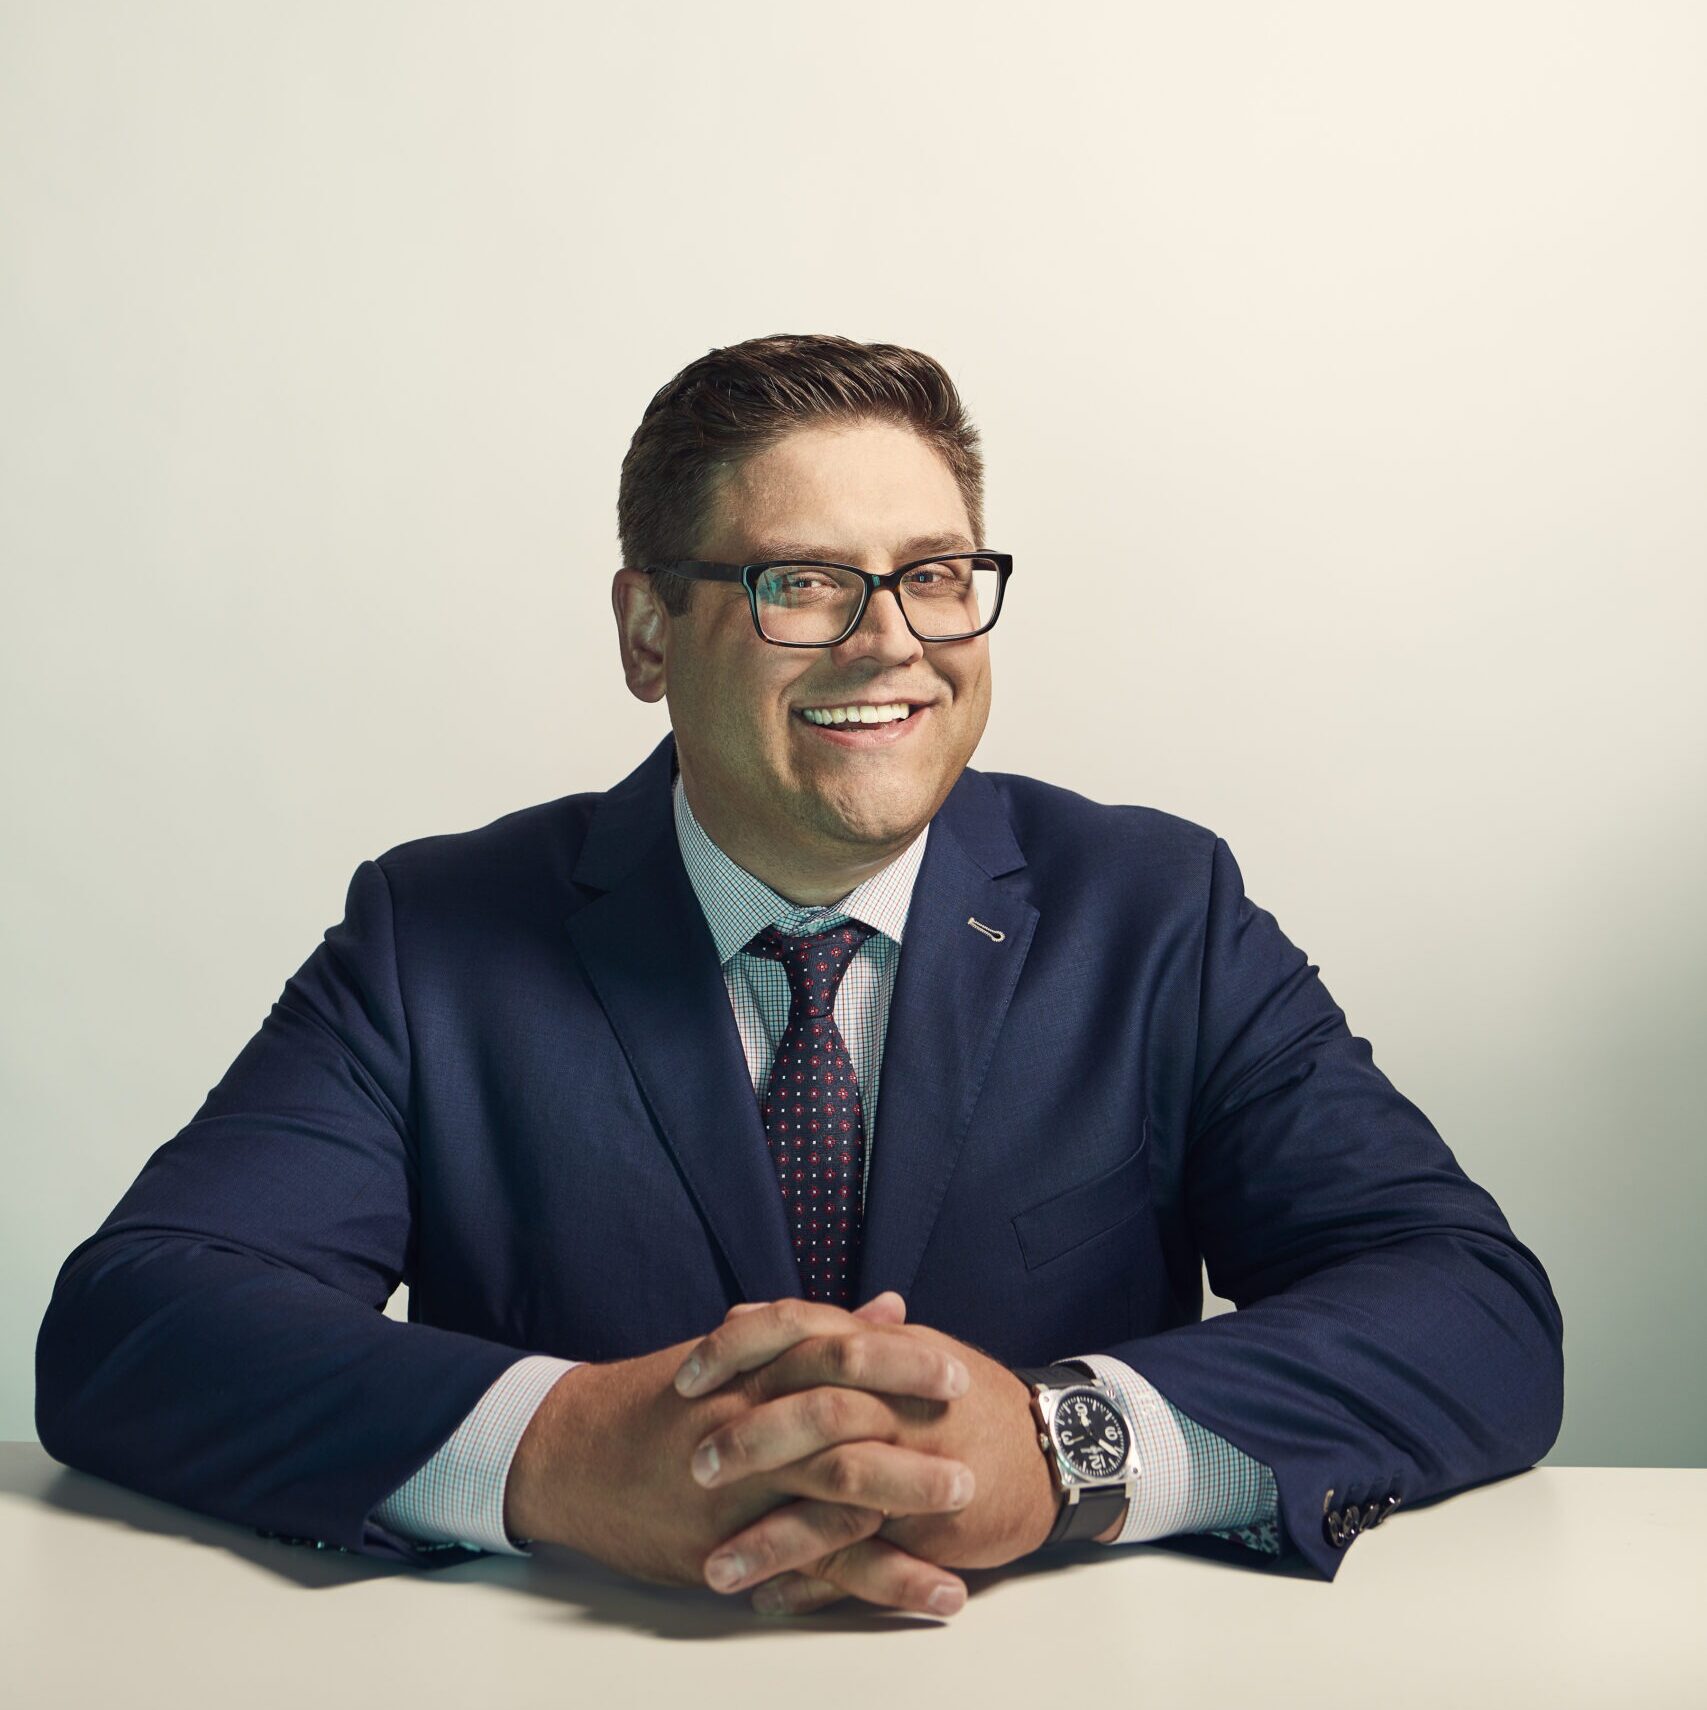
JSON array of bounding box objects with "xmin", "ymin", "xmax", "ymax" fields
[{"xmin": 902, "ymin": 559, "xmax": 972, "ymax": 589}]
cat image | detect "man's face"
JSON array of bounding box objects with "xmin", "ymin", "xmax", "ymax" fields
[{"xmin": 642, "ymin": 419, "xmax": 993, "ymax": 887}]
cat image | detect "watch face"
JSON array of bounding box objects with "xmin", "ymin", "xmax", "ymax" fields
[{"xmin": 1051, "ymin": 1388, "xmax": 1131, "ymax": 1481}]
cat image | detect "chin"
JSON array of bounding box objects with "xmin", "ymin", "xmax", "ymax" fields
[{"xmin": 816, "ymin": 778, "xmax": 938, "ymax": 847}]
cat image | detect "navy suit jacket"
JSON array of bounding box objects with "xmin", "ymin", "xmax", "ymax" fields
[{"xmin": 36, "ymin": 731, "xmax": 1564, "ymax": 1582}]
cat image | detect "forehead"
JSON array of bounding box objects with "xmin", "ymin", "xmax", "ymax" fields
[{"xmin": 709, "ymin": 420, "xmax": 972, "ymax": 558}]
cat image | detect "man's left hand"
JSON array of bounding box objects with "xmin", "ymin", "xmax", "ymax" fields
[{"xmin": 674, "ymin": 1299, "xmax": 1093, "ymax": 1613}]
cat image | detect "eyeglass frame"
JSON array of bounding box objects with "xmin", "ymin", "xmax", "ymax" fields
[{"xmin": 637, "ymin": 552, "xmax": 1013, "ymax": 647}]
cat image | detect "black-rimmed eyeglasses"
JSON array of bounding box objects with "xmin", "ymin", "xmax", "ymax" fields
[{"xmin": 639, "ymin": 553, "xmax": 1013, "ymax": 647}]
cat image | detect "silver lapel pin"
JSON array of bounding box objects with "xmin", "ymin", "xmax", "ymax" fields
[{"xmin": 967, "ymin": 916, "xmax": 1006, "ymax": 942}]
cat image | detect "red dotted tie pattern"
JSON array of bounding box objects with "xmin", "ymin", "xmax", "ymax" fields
[{"xmin": 745, "ymin": 920, "xmax": 875, "ymax": 1307}]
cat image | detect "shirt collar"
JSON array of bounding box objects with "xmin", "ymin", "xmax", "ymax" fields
[{"xmin": 671, "ymin": 768, "xmax": 929, "ymax": 965}]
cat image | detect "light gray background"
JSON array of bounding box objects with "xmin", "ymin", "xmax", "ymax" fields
[{"xmin": 3, "ymin": 2, "xmax": 1702, "ymax": 1464}]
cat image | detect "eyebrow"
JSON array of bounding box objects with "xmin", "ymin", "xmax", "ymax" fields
[{"xmin": 742, "ymin": 531, "xmax": 976, "ymax": 563}]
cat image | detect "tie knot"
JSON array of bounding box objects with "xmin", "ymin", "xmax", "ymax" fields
[{"xmin": 745, "ymin": 920, "xmax": 876, "ymax": 1018}]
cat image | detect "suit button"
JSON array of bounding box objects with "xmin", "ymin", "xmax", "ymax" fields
[
  {"xmin": 1371, "ymin": 1493, "xmax": 1401, "ymax": 1527},
  {"xmin": 1326, "ymin": 1505, "xmax": 1366, "ymax": 1548}
]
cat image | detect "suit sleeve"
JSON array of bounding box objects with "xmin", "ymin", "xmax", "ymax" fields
[
  {"xmin": 1085, "ymin": 836, "xmax": 1565, "ymax": 1582},
  {"xmin": 34, "ymin": 858, "xmax": 532, "ymax": 1567}
]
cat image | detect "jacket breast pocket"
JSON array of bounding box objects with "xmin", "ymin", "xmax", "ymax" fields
[{"xmin": 1011, "ymin": 1117, "xmax": 1151, "ymax": 1271}]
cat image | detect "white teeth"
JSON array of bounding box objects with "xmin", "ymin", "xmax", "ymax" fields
[{"xmin": 801, "ymin": 702, "xmax": 912, "ymax": 726}]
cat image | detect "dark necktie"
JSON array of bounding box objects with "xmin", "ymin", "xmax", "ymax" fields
[{"xmin": 744, "ymin": 920, "xmax": 876, "ymax": 1306}]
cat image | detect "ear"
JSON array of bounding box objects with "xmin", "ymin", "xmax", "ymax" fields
[{"xmin": 612, "ymin": 568, "xmax": 670, "ymax": 704}]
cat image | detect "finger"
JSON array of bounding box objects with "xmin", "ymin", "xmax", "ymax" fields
[
  {"xmin": 691, "ymin": 1386, "xmax": 970, "ymax": 1493},
  {"xmin": 702, "ymin": 1496, "xmax": 882, "ymax": 1594},
  {"xmin": 726, "ymin": 1289, "xmax": 901, "ymax": 1325},
  {"xmin": 774, "ymin": 1440, "xmax": 976, "ymax": 1518},
  {"xmin": 676, "ymin": 1298, "xmax": 856, "ymax": 1396},
  {"xmin": 750, "ymin": 1326, "xmax": 967, "ymax": 1408},
  {"xmin": 797, "ymin": 1536, "xmax": 968, "ymax": 1619},
  {"xmin": 676, "ymin": 1301, "xmax": 963, "ymax": 1400},
  {"xmin": 690, "ymin": 1384, "xmax": 895, "ymax": 1487},
  {"xmin": 751, "ymin": 1572, "xmax": 847, "ymax": 1616},
  {"xmin": 676, "ymin": 1300, "xmax": 860, "ymax": 1397}
]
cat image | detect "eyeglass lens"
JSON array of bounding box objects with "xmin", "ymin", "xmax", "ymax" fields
[{"xmin": 753, "ymin": 556, "xmax": 1001, "ymax": 643}]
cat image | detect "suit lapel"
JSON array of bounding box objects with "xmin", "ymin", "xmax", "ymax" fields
[
  {"xmin": 564, "ymin": 733, "xmax": 803, "ymax": 1305},
  {"xmin": 854, "ymin": 769, "xmax": 1037, "ymax": 1305},
  {"xmin": 564, "ymin": 730, "xmax": 1039, "ymax": 1311}
]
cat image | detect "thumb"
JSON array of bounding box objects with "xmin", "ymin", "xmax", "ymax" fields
[{"xmin": 854, "ymin": 1290, "xmax": 907, "ymax": 1324}]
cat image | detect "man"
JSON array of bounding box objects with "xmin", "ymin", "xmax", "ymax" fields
[{"xmin": 36, "ymin": 334, "xmax": 1564, "ymax": 1621}]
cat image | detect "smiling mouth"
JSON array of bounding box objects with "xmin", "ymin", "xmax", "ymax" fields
[
  {"xmin": 791, "ymin": 704, "xmax": 929, "ymax": 742},
  {"xmin": 793, "ymin": 705, "xmax": 923, "ymax": 726}
]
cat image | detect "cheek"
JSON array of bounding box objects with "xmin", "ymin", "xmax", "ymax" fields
[{"xmin": 945, "ymin": 662, "xmax": 991, "ymax": 718}]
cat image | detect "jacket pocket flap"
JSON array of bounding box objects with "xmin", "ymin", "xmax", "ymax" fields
[{"xmin": 1011, "ymin": 1117, "xmax": 1150, "ymax": 1271}]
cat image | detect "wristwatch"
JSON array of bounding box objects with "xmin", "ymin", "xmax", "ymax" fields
[{"xmin": 1012, "ymin": 1360, "xmax": 1141, "ymax": 1547}]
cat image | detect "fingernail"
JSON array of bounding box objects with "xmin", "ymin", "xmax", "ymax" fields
[
  {"xmin": 675, "ymin": 1357, "xmax": 704, "ymax": 1395},
  {"xmin": 927, "ymin": 1583, "xmax": 965, "ymax": 1616},
  {"xmin": 945, "ymin": 1361, "xmax": 970, "ymax": 1396},
  {"xmin": 752, "ymin": 1583, "xmax": 787, "ymax": 1614},
  {"xmin": 705, "ymin": 1552, "xmax": 745, "ymax": 1591},
  {"xmin": 949, "ymin": 1469, "xmax": 975, "ymax": 1507},
  {"xmin": 691, "ymin": 1442, "xmax": 720, "ymax": 1486}
]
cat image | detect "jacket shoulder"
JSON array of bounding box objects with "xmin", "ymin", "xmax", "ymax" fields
[
  {"xmin": 974, "ymin": 767, "xmax": 1220, "ymax": 877},
  {"xmin": 364, "ymin": 789, "xmax": 604, "ymax": 904}
]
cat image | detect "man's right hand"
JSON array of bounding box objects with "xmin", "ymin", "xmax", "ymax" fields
[{"xmin": 502, "ymin": 1292, "xmax": 976, "ymax": 1613}]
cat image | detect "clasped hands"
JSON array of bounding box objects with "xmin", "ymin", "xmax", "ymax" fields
[
  {"xmin": 507, "ymin": 1289, "xmax": 1066, "ymax": 1619},
  {"xmin": 666, "ymin": 1291, "xmax": 1060, "ymax": 1616}
]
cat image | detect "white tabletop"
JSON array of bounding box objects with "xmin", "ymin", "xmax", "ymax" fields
[{"xmin": 2, "ymin": 1445, "xmax": 1701, "ymax": 1709}]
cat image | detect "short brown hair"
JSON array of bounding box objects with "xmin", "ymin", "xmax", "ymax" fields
[{"xmin": 618, "ymin": 333, "xmax": 985, "ymax": 616}]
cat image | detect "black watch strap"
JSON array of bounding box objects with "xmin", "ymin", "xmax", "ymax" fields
[
  {"xmin": 1013, "ymin": 1361, "xmax": 1097, "ymax": 1390},
  {"xmin": 1013, "ymin": 1362, "xmax": 1130, "ymax": 1547}
]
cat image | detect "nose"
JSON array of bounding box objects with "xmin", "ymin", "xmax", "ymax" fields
[{"xmin": 833, "ymin": 584, "xmax": 925, "ymax": 667}]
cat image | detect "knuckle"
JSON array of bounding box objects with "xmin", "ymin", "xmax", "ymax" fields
[
  {"xmin": 811, "ymin": 1534, "xmax": 872, "ymax": 1582},
  {"xmin": 807, "ymin": 1386, "xmax": 849, "ymax": 1438},
  {"xmin": 819, "ymin": 1447, "xmax": 867, "ymax": 1501},
  {"xmin": 828, "ymin": 1333, "xmax": 867, "ymax": 1383},
  {"xmin": 830, "ymin": 1501, "xmax": 879, "ymax": 1544}
]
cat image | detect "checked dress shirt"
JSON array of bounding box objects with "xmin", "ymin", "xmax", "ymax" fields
[{"xmin": 371, "ymin": 762, "xmax": 1283, "ymax": 1560}]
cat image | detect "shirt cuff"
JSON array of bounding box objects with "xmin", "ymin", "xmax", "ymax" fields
[
  {"xmin": 1064, "ymin": 1352, "xmax": 1281, "ymax": 1552},
  {"xmin": 368, "ymin": 1354, "xmax": 580, "ymax": 1555}
]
